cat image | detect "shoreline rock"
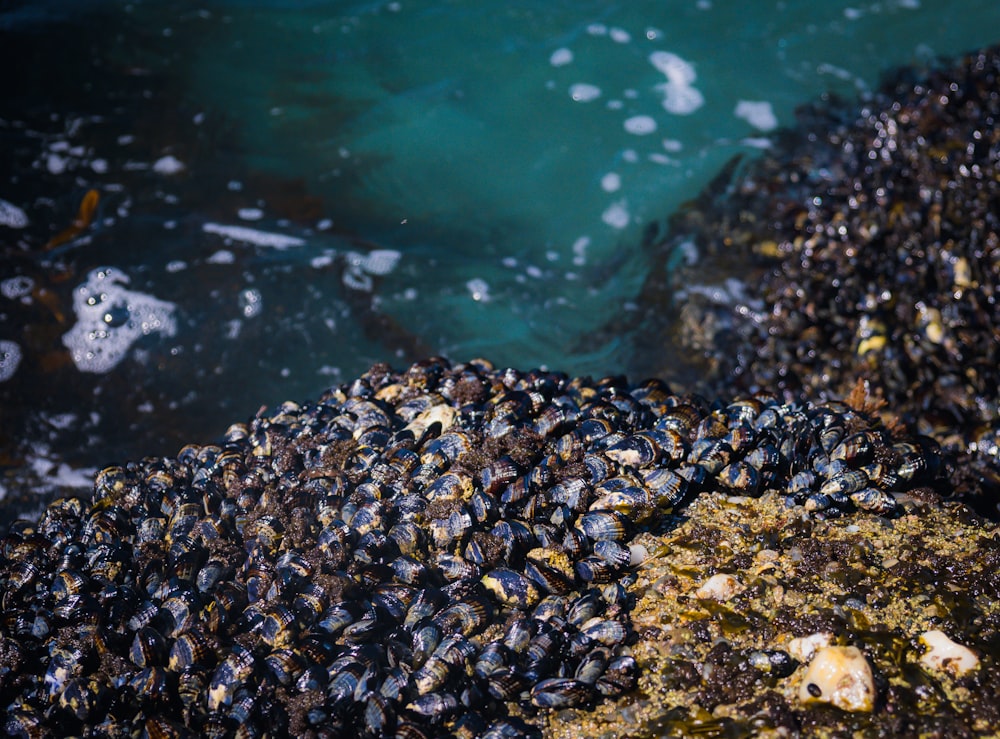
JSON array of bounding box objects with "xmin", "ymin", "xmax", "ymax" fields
[
  {"xmin": 2, "ymin": 357, "xmax": 984, "ymax": 737},
  {"xmin": 627, "ymin": 44, "xmax": 1000, "ymax": 517}
]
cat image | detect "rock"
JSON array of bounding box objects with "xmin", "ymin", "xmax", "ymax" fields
[
  {"xmin": 798, "ymin": 645, "xmax": 876, "ymax": 713},
  {"xmin": 919, "ymin": 629, "xmax": 979, "ymax": 677},
  {"xmin": 693, "ymin": 573, "xmax": 742, "ymax": 602},
  {"xmin": 787, "ymin": 632, "xmax": 833, "ymax": 663}
]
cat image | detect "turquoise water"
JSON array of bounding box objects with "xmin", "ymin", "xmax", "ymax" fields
[{"xmin": 2, "ymin": 0, "xmax": 999, "ymax": 507}]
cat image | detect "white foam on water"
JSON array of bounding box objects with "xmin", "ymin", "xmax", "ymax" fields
[
  {"xmin": 586, "ymin": 23, "xmax": 607, "ymax": 36},
  {"xmin": 165, "ymin": 260, "xmax": 187, "ymax": 273},
  {"xmin": 342, "ymin": 269, "xmax": 372, "ymax": 292},
  {"xmin": 658, "ymin": 82, "xmax": 705, "ymax": 115},
  {"xmin": 238, "ymin": 207, "xmax": 264, "ymax": 221},
  {"xmin": 466, "ymin": 278, "xmax": 490, "ymax": 302},
  {"xmin": 45, "ymin": 412, "xmax": 77, "ymax": 430},
  {"xmin": 31, "ymin": 457, "xmax": 96, "ymax": 490},
  {"xmin": 357, "ymin": 249, "xmax": 401, "ymax": 276},
  {"xmin": 46, "ymin": 153, "xmax": 67, "ymax": 175},
  {"xmin": 206, "ymin": 249, "xmax": 236, "ymax": 264},
  {"xmin": 1, "ymin": 276, "xmax": 34, "ymax": 300},
  {"xmin": 741, "ymin": 136, "xmax": 773, "ymax": 149},
  {"xmin": 734, "ymin": 100, "xmax": 778, "ymax": 131},
  {"xmin": 648, "ymin": 152, "xmax": 677, "ymax": 165},
  {"xmin": 550, "ymin": 48, "xmax": 573, "ymax": 67},
  {"xmin": 225, "ymin": 319, "xmax": 242, "ymax": 340},
  {"xmin": 650, "ymin": 51, "xmax": 704, "ymax": 115},
  {"xmin": 90, "ymin": 158, "xmax": 108, "ymax": 174},
  {"xmin": 0, "ymin": 340, "xmax": 22, "ymax": 382},
  {"xmin": 572, "ymin": 236, "xmax": 590, "ymax": 266},
  {"xmin": 624, "ymin": 115, "xmax": 657, "ymax": 135},
  {"xmin": 609, "ymin": 27, "xmax": 631, "ymax": 43},
  {"xmin": 649, "ymin": 51, "xmax": 696, "ymax": 85},
  {"xmin": 310, "ymin": 253, "xmax": 335, "ymax": 268},
  {"xmin": 61, "ymin": 267, "xmax": 178, "ymax": 374},
  {"xmin": 602, "ymin": 200, "xmax": 630, "ymax": 229},
  {"xmin": 569, "ymin": 83, "xmax": 601, "ymax": 102},
  {"xmin": 601, "ymin": 172, "xmax": 622, "ymax": 192},
  {"xmin": 342, "ymin": 249, "xmax": 399, "ymax": 293},
  {"xmin": 203, "ymin": 222, "xmax": 306, "ymax": 249},
  {"xmin": 662, "ymin": 138, "xmax": 683, "ymax": 152},
  {"xmin": 0, "ymin": 199, "xmax": 28, "ymax": 228},
  {"xmin": 153, "ymin": 155, "xmax": 185, "ymax": 174}
]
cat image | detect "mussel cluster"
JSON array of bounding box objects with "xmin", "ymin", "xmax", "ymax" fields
[
  {"xmin": 630, "ymin": 44, "xmax": 1000, "ymax": 513},
  {"xmin": 0, "ymin": 358, "xmax": 943, "ymax": 737}
]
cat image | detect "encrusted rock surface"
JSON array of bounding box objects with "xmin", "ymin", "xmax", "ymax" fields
[
  {"xmin": 629, "ymin": 43, "xmax": 1000, "ymax": 516},
  {"xmin": 539, "ymin": 491, "xmax": 1000, "ymax": 738},
  {"xmin": 2, "ymin": 357, "xmax": 983, "ymax": 738}
]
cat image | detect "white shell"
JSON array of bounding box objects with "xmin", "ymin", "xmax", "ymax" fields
[
  {"xmin": 918, "ymin": 629, "xmax": 979, "ymax": 677},
  {"xmin": 798, "ymin": 645, "xmax": 875, "ymax": 713},
  {"xmin": 693, "ymin": 573, "xmax": 742, "ymax": 602},
  {"xmin": 787, "ymin": 632, "xmax": 833, "ymax": 663}
]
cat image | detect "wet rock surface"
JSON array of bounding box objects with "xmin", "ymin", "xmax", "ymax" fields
[
  {"xmin": 0, "ymin": 357, "xmax": 961, "ymax": 737},
  {"xmin": 541, "ymin": 492, "xmax": 1000, "ymax": 738},
  {"xmin": 629, "ymin": 44, "xmax": 1000, "ymax": 516}
]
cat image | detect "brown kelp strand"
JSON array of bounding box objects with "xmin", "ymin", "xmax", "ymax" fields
[
  {"xmin": 0, "ymin": 358, "xmax": 943, "ymax": 737},
  {"xmin": 630, "ymin": 44, "xmax": 1000, "ymax": 515}
]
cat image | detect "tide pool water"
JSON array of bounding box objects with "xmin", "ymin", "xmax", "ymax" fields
[{"xmin": 1, "ymin": 0, "xmax": 999, "ymax": 509}]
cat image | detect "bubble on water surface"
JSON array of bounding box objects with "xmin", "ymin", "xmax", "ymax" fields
[
  {"xmin": 569, "ymin": 83, "xmax": 601, "ymax": 102},
  {"xmin": 238, "ymin": 207, "xmax": 264, "ymax": 221},
  {"xmin": 1, "ymin": 276, "xmax": 34, "ymax": 300},
  {"xmin": 61, "ymin": 267, "xmax": 177, "ymax": 373},
  {"xmin": 207, "ymin": 250, "xmax": 235, "ymax": 264},
  {"xmin": 602, "ymin": 200, "xmax": 630, "ymax": 229},
  {"xmin": 609, "ymin": 27, "xmax": 631, "ymax": 43},
  {"xmin": 624, "ymin": 115, "xmax": 657, "ymax": 135},
  {"xmin": 0, "ymin": 341, "xmax": 22, "ymax": 382},
  {"xmin": 352, "ymin": 248, "xmax": 401, "ymax": 276},
  {"xmin": 550, "ymin": 48, "xmax": 573, "ymax": 67},
  {"xmin": 601, "ymin": 173, "xmax": 622, "ymax": 192},
  {"xmin": 650, "ymin": 51, "xmax": 704, "ymax": 115},
  {"xmin": 466, "ymin": 278, "xmax": 491, "ymax": 302},
  {"xmin": 0, "ymin": 199, "xmax": 28, "ymax": 228},
  {"xmin": 152, "ymin": 155, "xmax": 185, "ymax": 174},
  {"xmin": 734, "ymin": 100, "xmax": 778, "ymax": 131},
  {"xmin": 240, "ymin": 288, "xmax": 263, "ymax": 318}
]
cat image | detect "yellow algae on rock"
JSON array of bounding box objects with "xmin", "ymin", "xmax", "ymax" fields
[{"xmin": 798, "ymin": 645, "xmax": 875, "ymax": 712}]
